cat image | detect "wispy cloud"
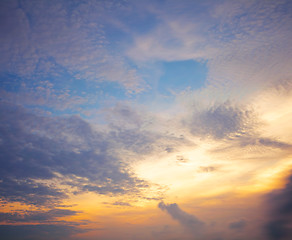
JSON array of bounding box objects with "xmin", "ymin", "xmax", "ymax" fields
[{"xmin": 158, "ymin": 202, "xmax": 204, "ymax": 234}]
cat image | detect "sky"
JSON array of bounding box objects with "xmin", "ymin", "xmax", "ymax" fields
[{"xmin": 0, "ymin": 0, "xmax": 292, "ymax": 239}]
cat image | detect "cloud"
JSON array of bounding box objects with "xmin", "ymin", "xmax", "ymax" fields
[
  {"xmin": 184, "ymin": 99, "xmax": 292, "ymax": 152},
  {"xmin": 0, "ymin": 81, "xmax": 91, "ymax": 112},
  {"xmin": 198, "ymin": 166, "xmax": 218, "ymax": 173},
  {"xmin": 0, "ymin": 209, "xmax": 79, "ymax": 223},
  {"xmin": 187, "ymin": 102, "xmax": 254, "ymax": 139},
  {"xmin": 264, "ymin": 173, "xmax": 292, "ymax": 239},
  {"xmin": 0, "ymin": 224, "xmax": 85, "ymax": 240},
  {"xmin": 151, "ymin": 225, "xmax": 172, "ymax": 239},
  {"xmin": 158, "ymin": 202, "xmax": 204, "ymax": 234},
  {"xmin": 112, "ymin": 201, "xmax": 132, "ymax": 207},
  {"xmin": 0, "ymin": 102, "xmax": 149, "ymax": 206},
  {"xmin": 235, "ymin": 136, "xmax": 292, "ymax": 150},
  {"xmin": 127, "ymin": 1, "xmax": 212, "ymax": 62},
  {"xmin": 0, "ymin": 0, "xmax": 146, "ymax": 95},
  {"xmin": 1, "ymin": 1, "xmax": 292, "ymax": 239},
  {"xmin": 258, "ymin": 138, "xmax": 292, "ymax": 149},
  {"xmin": 104, "ymin": 103, "xmax": 193, "ymax": 156},
  {"xmin": 229, "ymin": 219, "xmax": 247, "ymax": 230},
  {"xmin": 105, "ymin": 103, "xmax": 145, "ymax": 128},
  {"xmin": 128, "ymin": 0, "xmax": 292, "ymax": 100},
  {"xmin": 0, "ymin": 178, "xmax": 66, "ymax": 207},
  {"xmin": 176, "ymin": 155, "xmax": 189, "ymax": 164},
  {"xmin": 207, "ymin": 0, "xmax": 292, "ymax": 92}
]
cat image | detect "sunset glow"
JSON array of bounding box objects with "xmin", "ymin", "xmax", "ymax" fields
[{"xmin": 1, "ymin": 0, "xmax": 292, "ymax": 239}]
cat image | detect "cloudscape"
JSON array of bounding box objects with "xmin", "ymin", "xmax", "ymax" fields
[{"xmin": 1, "ymin": 0, "xmax": 292, "ymax": 239}]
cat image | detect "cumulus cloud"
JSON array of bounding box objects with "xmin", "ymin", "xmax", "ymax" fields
[{"xmin": 158, "ymin": 202, "xmax": 204, "ymax": 233}]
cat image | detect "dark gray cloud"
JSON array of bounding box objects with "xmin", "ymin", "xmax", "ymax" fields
[
  {"xmin": 0, "ymin": 102, "xmax": 148, "ymax": 206},
  {"xmin": 0, "ymin": 224, "xmax": 85, "ymax": 240},
  {"xmin": 158, "ymin": 202, "xmax": 204, "ymax": 233},
  {"xmin": 0, "ymin": 209, "xmax": 79, "ymax": 223},
  {"xmin": 0, "ymin": 178, "xmax": 66, "ymax": 206},
  {"xmin": 229, "ymin": 219, "xmax": 246, "ymax": 230},
  {"xmin": 264, "ymin": 173, "xmax": 292, "ymax": 240},
  {"xmin": 188, "ymin": 102, "xmax": 254, "ymax": 139}
]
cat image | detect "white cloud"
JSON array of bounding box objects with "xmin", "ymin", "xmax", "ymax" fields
[{"xmin": 127, "ymin": 0, "xmax": 292, "ymax": 99}]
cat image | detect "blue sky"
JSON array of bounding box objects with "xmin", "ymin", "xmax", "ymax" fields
[
  {"xmin": 1, "ymin": 0, "xmax": 292, "ymax": 239},
  {"xmin": 158, "ymin": 60, "xmax": 207, "ymax": 93}
]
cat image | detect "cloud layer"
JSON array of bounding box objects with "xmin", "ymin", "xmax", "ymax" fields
[
  {"xmin": 0, "ymin": 102, "xmax": 149, "ymax": 206},
  {"xmin": 0, "ymin": 224, "xmax": 85, "ymax": 240}
]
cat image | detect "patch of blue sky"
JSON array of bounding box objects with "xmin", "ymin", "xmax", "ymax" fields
[
  {"xmin": 38, "ymin": 84, "xmax": 126, "ymax": 117},
  {"xmin": 0, "ymin": 73, "xmax": 23, "ymax": 92},
  {"xmin": 34, "ymin": 57, "xmax": 130, "ymax": 99},
  {"xmin": 104, "ymin": 10, "xmax": 159, "ymax": 52},
  {"xmin": 121, "ymin": 11, "xmax": 158, "ymax": 35},
  {"xmin": 27, "ymin": 105, "xmax": 76, "ymax": 117},
  {"xmin": 157, "ymin": 59, "xmax": 207, "ymax": 95},
  {"xmin": 33, "ymin": 57, "xmax": 72, "ymax": 82},
  {"xmin": 0, "ymin": 61, "xmax": 134, "ymax": 118},
  {"xmin": 131, "ymin": 60, "xmax": 208, "ymax": 111},
  {"xmin": 93, "ymin": 80, "xmax": 129, "ymax": 100}
]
